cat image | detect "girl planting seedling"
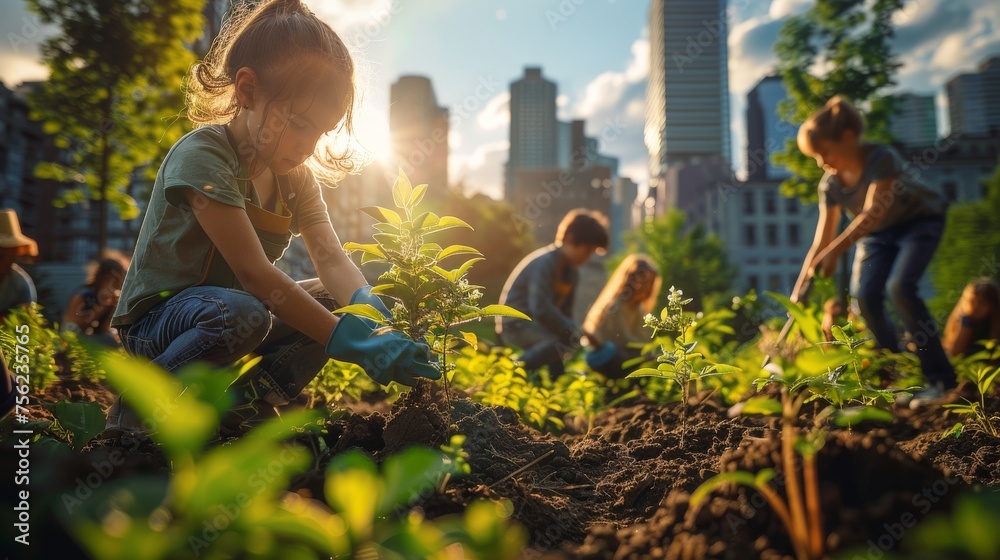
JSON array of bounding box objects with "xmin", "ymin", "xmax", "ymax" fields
[
  {"xmin": 105, "ymin": 0, "xmax": 438, "ymax": 438},
  {"xmin": 791, "ymin": 96, "xmax": 955, "ymax": 408}
]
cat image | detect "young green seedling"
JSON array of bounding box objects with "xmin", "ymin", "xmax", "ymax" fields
[
  {"xmin": 627, "ymin": 287, "xmax": 741, "ymax": 447},
  {"xmin": 943, "ymin": 365, "xmax": 999, "ymax": 439},
  {"xmin": 339, "ymin": 170, "xmax": 529, "ymax": 404}
]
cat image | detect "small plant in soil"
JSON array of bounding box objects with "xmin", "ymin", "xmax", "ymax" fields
[
  {"xmin": 339, "ymin": 170, "xmax": 528, "ymax": 404},
  {"xmin": 627, "ymin": 286, "xmax": 742, "ymax": 446},
  {"xmin": 693, "ymin": 302, "xmax": 898, "ymax": 560},
  {"xmin": 943, "ymin": 365, "xmax": 1000, "ymax": 439}
]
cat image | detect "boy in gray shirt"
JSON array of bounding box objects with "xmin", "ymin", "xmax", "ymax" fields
[{"xmin": 497, "ymin": 209, "xmax": 609, "ymax": 379}]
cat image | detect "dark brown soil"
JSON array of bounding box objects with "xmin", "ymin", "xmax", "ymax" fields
[{"xmin": 5, "ymin": 375, "xmax": 999, "ymax": 560}]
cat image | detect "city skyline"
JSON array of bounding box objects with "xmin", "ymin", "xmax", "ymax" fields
[{"xmin": 1, "ymin": 0, "xmax": 998, "ymax": 200}]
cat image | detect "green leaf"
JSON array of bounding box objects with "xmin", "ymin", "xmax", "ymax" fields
[
  {"xmin": 393, "ymin": 170, "xmax": 413, "ymax": 209},
  {"xmin": 50, "ymin": 400, "xmax": 105, "ymax": 450},
  {"xmin": 426, "ymin": 215, "xmax": 473, "ymax": 233},
  {"xmin": 831, "ymin": 325, "xmax": 849, "ymax": 344},
  {"xmin": 409, "ymin": 183, "xmax": 428, "ymax": 207},
  {"xmin": 691, "ymin": 471, "xmax": 761, "ymax": 505},
  {"xmin": 833, "ymin": 406, "xmax": 895, "ymax": 427},
  {"xmin": 361, "ymin": 206, "xmax": 402, "ymax": 226},
  {"xmin": 369, "ymin": 283, "xmax": 395, "ymax": 296},
  {"xmin": 326, "ymin": 451, "xmax": 380, "ymax": 541},
  {"xmin": 479, "ymin": 304, "xmax": 531, "ymax": 321},
  {"xmin": 99, "ymin": 352, "xmax": 218, "ymax": 459},
  {"xmin": 626, "ymin": 367, "xmax": 667, "ymax": 379},
  {"xmin": 380, "ymin": 447, "xmax": 445, "ymax": 515},
  {"xmin": 740, "ymin": 396, "xmax": 782, "ymax": 416},
  {"xmin": 343, "ymin": 242, "xmax": 386, "ymax": 259},
  {"xmin": 438, "ymin": 245, "xmax": 482, "ymax": 261},
  {"xmin": 332, "ymin": 304, "xmax": 387, "ymax": 324},
  {"xmin": 794, "ymin": 347, "xmax": 851, "ymax": 375},
  {"xmin": 454, "ymin": 257, "xmax": 484, "ymax": 279},
  {"xmin": 765, "ymin": 291, "xmax": 824, "ymax": 343},
  {"xmin": 460, "ymin": 331, "xmax": 479, "ymax": 347},
  {"xmin": 704, "ymin": 363, "xmax": 742, "ymax": 375}
]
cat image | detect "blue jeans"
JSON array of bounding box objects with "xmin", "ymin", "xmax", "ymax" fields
[
  {"xmin": 850, "ymin": 215, "xmax": 956, "ymax": 388},
  {"xmin": 117, "ymin": 278, "xmax": 337, "ymax": 405}
]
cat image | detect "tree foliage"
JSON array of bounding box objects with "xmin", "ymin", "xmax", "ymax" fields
[
  {"xmin": 930, "ymin": 164, "xmax": 1000, "ymax": 320},
  {"xmin": 26, "ymin": 0, "xmax": 205, "ymax": 254},
  {"xmin": 619, "ymin": 210, "xmax": 735, "ymax": 312},
  {"xmin": 772, "ymin": 0, "xmax": 903, "ymax": 202}
]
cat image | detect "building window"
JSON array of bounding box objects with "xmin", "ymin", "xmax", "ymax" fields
[
  {"xmin": 788, "ymin": 223, "xmax": 800, "ymax": 246},
  {"xmin": 745, "ymin": 224, "xmax": 756, "ymax": 247},
  {"xmin": 768, "ymin": 274, "xmax": 781, "ymax": 291},
  {"xmin": 943, "ymin": 182, "xmax": 957, "ymax": 202},
  {"xmin": 743, "ymin": 190, "xmax": 755, "ymax": 214},
  {"xmin": 790, "ymin": 274, "xmax": 799, "ymax": 291},
  {"xmin": 764, "ymin": 191, "xmax": 777, "ymax": 214},
  {"xmin": 785, "ymin": 197, "xmax": 798, "ymax": 214},
  {"xmin": 747, "ymin": 275, "xmax": 759, "ymax": 292},
  {"xmin": 766, "ymin": 224, "xmax": 778, "ymax": 246}
]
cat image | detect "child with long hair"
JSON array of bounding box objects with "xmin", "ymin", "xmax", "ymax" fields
[
  {"xmin": 942, "ymin": 278, "xmax": 1000, "ymax": 358},
  {"xmin": 105, "ymin": 0, "xmax": 438, "ymax": 437},
  {"xmin": 791, "ymin": 96, "xmax": 954, "ymax": 406},
  {"xmin": 583, "ymin": 255, "xmax": 661, "ymax": 367},
  {"xmin": 62, "ymin": 250, "xmax": 130, "ymax": 346}
]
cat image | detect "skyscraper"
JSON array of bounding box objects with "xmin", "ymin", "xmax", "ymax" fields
[
  {"xmin": 746, "ymin": 75, "xmax": 794, "ymax": 180},
  {"xmin": 889, "ymin": 93, "xmax": 938, "ymax": 147},
  {"xmin": 947, "ymin": 56, "xmax": 1000, "ymax": 136},
  {"xmin": 389, "ymin": 76, "xmax": 449, "ymax": 190},
  {"xmin": 506, "ymin": 67, "xmax": 558, "ymax": 202},
  {"xmin": 646, "ymin": 0, "xmax": 730, "ymax": 179}
]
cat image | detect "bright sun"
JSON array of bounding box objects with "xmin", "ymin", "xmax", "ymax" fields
[{"xmin": 350, "ymin": 105, "xmax": 392, "ymax": 165}]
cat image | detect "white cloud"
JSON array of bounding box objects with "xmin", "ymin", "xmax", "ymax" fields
[
  {"xmin": 573, "ymin": 37, "xmax": 648, "ymax": 119},
  {"xmin": 768, "ymin": 0, "xmax": 812, "ymax": 20},
  {"xmin": 625, "ymin": 37, "xmax": 650, "ymax": 82},
  {"xmin": 450, "ymin": 140, "xmax": 509, "ymax": 199},
  {"xmin": 475, "ymin": 91, "xmax": 510, "ymax": 131}
]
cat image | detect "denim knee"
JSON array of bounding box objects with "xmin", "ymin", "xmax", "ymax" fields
[{"xmin": 216, "ymin": 291, "xmax": 272, "ymax": 357}]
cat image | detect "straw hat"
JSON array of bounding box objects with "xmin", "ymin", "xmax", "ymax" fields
[{"xmin": 0, "ymin": 209, "xmax": 38, "ymax": 257}]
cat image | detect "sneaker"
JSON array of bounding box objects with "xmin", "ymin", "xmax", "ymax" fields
[
  {"xmin": 104, "ymin": 396, "xmax": 149, "ymax": 434},
  {"xmin": 906, "ymin": 383, "xmax": 947, "ymax": 409}
]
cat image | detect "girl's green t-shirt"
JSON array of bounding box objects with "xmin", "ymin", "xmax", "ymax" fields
[{"xmin": 111, "ymin": 125, "xmax": 331, "ymax": 327}]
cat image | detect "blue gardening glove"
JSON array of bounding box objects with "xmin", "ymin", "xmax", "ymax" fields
[{"xmin": 326, "ymin": 311, "xmax": 440, "ymax": 387}]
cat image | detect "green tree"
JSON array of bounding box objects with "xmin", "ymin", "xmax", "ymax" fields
[
  {"xmin": 26, "ymin": 0, "xmax": 205, "ymax": 255},
  {"xmin": 772, "ymin": 0, "xmax": 903, "ymax": 202},
  {"xmin": 619, "ymin": 210, "xmax": 735, "ymax": 312},
  {"xmin": 930, "ymin": 164, "xmax": 1000, "ymax": 320}
]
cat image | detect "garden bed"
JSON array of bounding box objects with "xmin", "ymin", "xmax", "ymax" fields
[{"xmin": 7, "ymin": 374, "xmax": 995, "ymax": 560}]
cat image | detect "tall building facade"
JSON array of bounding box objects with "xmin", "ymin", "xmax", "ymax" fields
[
  {"xmin": 890, "ymin": 93, "xmax": 938, "ymax": 147},
  {"xmin": 708, "ymin": 179, "xmax": 818, "ymax": 299},
  {"xmin": 389, "ymin": 76, "xmax": 449, "ymax": 190},
  {"xmin": 506, "ymin": 67, "xmax": 558, "ymax": 202},
  {"xmin": 646, "ymin": 0, "xmax": 730, "ymax": 180},
  {"xmin": 746, "ymin": 75, "xmax": 794, "ymax": 180},
  {"xmin": 947, "ymin": 56, "xmax": 1000, "ymax": 136}
]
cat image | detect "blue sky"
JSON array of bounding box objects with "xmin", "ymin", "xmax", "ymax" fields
[{"xmin": 2, "ymin": 0, "xmax": 998, "ymax": 200}]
